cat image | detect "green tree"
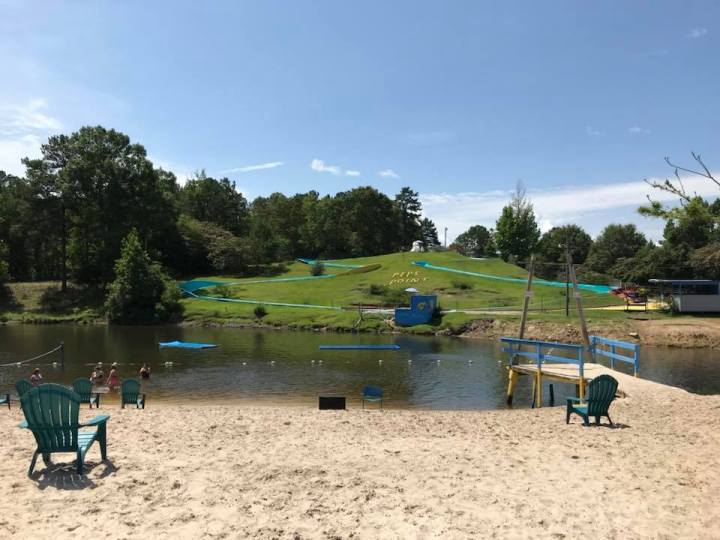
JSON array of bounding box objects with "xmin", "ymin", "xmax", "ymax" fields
[
  {"xmin": 537, "ymin": 225, "xmax": 593, "ymax": 264},
  {"xmin": 494, "ymin": 185, "xmax": 540, "ymax": 262},
  {"xmin": 23, "ymin": 126, "xmax": 179, "ymax": 285},
  {"xmin": 453, "ymin": 225, "xmax": 495, "ymax": 257},
  {"xmin": 584, "ymin": 224, "xmax": 648, "ymax": 274},
  {"xmin": 690, "ymin": 243, "xmax": 720, "ymax": 280},
  {"xmin": 180, "ymin": 171, "xmax": 249, "ymax": 235},
  {"xmin": 394, "ymin": 187, "xmax": 422, "ymax": 250},
  {"xmin": 105, "ymin": 230, "xmax": 181, "ymax": 323},
  {"xmin": 419, "ymin": 218, "xmax": 440, "ymax": 249}
]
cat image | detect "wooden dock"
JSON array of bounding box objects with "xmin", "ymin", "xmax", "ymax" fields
[{"xmin": 507, "ymin": 362, "xmax": 629, "ymax": 407}]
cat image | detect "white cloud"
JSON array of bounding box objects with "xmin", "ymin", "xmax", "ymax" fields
[
  {"xmin": 688, "ymin": 27, "xmax": 708, "ymax": 39},
  {"xmin": 0, "ymin": 98, "xmax": 61, "ymax": 175},
  {"xmin": 628, "ymin": 126, "xmax": 651, "ymax": 134},
  {"xmin": 220, "ymin": 161, "xmax": 284, "ymax": 173},
  {"xmin": 0, "ymin": 98, "xmax": 62, "ymax": 135},
  {"xmin": 379, "ymin": 168, "xmax": 400, "ymax": 179},
  {"xmin": 421, "ymin": 174, "xmax": 720, "ymax": 244},
  {"xmin": 345, "ymin": 170, "xmax": 360, "ymax": 177},
  {"xmin": 585, "ymin": 126, "xmax": 603, "ymax": 137},
  {"xmin": 0, "ymin": 134, "xmax": 42, "ymax": 176},
  {"xmin": 310, "ymin": 158, "xmax": 342, "ymax": 176}
]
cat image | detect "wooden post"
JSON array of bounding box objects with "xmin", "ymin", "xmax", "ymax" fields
[
  {"xmin": 506, "ymin": 368, "xmax": 518, "ymax": 405},
  {"xmin": 535, "ymin": 371, "xmax": 543, "ymax": 408},
  {"xmin": 566, "ymin": 250, "xmax": 590, "ymax": 349},
  {"xmin": 518, "ymin": 255, "xmax": 535, "ymax": 339},
  {"xmin": 60, "ymin": 341, "xmax": 65, "ymax": 371}
]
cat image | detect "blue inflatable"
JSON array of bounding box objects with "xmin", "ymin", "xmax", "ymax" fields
[{"xmin": 159, "ymin": 341, "xmax": 218, "ymax": 349}]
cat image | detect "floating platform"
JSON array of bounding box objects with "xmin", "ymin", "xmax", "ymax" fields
[
  {"xmin": 159, "ymin": 341, "xmax": 219, "ymax": 349},
  {"xmin": 319, "ymin": 345, "xmax": 401, "ymax": 350}
]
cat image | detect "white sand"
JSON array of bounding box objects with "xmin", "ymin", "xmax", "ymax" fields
[{"xmin": 1, "ymin": 372, "xmax": 719, "ymax": 539}]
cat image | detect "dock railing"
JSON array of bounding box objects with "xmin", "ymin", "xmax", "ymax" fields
[
  {"xmin": 590, "ymin": 335, "xmax": 640, "ymax": 376},
  {"xmin": 500, "ymin": 337, "xmax": 585, "ymax": 379}
]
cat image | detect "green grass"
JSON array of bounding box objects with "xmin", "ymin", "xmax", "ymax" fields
[
  {"xmin": 188, "ymin": 251, "xmax": 622, "ymax": 311},
  {"xmin": 1, "ymin": 252, "xmax": 636, "ymax": 334},
  {"xmin": 180, "ymin": 251, "xmax": 629, "ymax": 332}
]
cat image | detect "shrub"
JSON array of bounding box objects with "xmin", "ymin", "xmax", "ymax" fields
[
  {"xmin": 211, "ymin": 284, "xmax": 231, "ymax": 298},
  {"xmin": 368, "ymin": 283, "xmax": 389, "ymax": 296},
  {"xmin": 310, "ymin": 261, "xmax": 325, "ymax": 276},
  {"xmin": 451, "ymin": 280, "xmax": 473, "ymax": 290},
  {"xmin": 253, "ymin": 304, "xmax": 268, "ymax": 319}
]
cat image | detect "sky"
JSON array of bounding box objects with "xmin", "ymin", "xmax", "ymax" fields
[{"xmin": 0, "ymin": 0, "xmax": 718, "ymax": 243}]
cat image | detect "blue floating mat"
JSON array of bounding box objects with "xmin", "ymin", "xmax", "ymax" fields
[
  {"xmin": 319, "ymin": 345, "xmax": 401, "ymax": 350},
  {"xmin": 159, "ymin": 341, "xmax": 219, "ymax": 349}
]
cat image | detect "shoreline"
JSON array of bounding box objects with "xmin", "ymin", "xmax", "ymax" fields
[
  {"xmin": 3, "ymin": 313, "xmax": 720, "ymax": 348},
  {"xmin": 1, "ymin": 370, "xmax": 718, "ymax": 538}
]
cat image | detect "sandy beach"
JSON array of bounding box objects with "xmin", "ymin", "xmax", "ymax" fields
[{"xmin": 1, "ymin": 372, "xmax": 719, "ymax": 539}]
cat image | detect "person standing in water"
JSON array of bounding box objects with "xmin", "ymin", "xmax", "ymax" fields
[
  {"xmin": 139, "ymin": 363, "xmax": 151, "ymax": 379},
  {"xmin": 90, "ymin": 365, "xmax": 104, "ymax": 385},
  {"xmin": 106, "ymin": 363, "xmax": 120, "ymax": 390},
  {"xmin": 30, "ymin": 368, "xmax": 42, "ymax": 386}
]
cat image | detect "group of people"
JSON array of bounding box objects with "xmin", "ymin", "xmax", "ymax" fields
[{"xmin": 28, "ymin": 362, "xmax": 151, "ymax": 389}]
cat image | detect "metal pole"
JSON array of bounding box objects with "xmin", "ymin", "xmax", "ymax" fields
[
  {"xmin": 60, "ymin": 341, "xmax": 65, "ymax": 370},
  {"xmin": 444, "ymin": 227, "xmax": 448, "ymax": 248}
]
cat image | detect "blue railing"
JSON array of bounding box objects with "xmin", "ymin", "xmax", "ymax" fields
[
  {"xmin": 500, "ymin": 337, "xmax": 586, "ymax": 379},
  {"xmin": 590, "ymin": 336, "xmax": 640, "ymax": 376}
]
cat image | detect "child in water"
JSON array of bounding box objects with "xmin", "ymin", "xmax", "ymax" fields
[
  {"xmin": 30, "ymin": 367, "xmax": 42, "ymax": 386},
  {"xmin": 90, "ymin": 365, "xmax": 104, "ymax": 385},
  {"xmin": 106, "ymin": 363, "xmax": 120, "ymax": 390},
  {"xmin": 139, "ymin": 363, "xmax": 151, "ymax": 379}
]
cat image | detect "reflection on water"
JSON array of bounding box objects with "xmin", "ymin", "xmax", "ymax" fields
[{"xmin": 0, "ymin": 325, "xmax": 718, "ymax": 409}]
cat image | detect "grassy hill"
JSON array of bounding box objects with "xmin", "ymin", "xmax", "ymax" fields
[{"xmin": 182, "ymin": 252, "xmax": 624, "ymax": 331}]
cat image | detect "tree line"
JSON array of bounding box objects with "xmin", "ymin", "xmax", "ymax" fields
[
  {"xmin": 451, "ymin": 157, "xmax": 720, "ymax": 284},
  {"xmin": 0, "ymin": 126, "xmax": 441, "ymax": 292}
]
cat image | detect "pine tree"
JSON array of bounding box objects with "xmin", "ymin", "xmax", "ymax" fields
[
  {"xmin": 105, "ymin": 230, "xmax": 181, "ymax": 323},
  {"xmin": 494, "ymin": 184, "xmax": 540, "ymax": 262}
]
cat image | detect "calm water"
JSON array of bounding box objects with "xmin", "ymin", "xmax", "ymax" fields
[{"xmin": 1, "ymin": 325, "xmax": 719, "ymax": 409}]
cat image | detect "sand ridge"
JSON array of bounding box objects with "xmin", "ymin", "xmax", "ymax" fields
[{"xmin": 0, "ymin": 374, "xmax": 719, "ymax": 539}]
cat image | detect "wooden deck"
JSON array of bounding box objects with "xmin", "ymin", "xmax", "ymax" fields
[{"xmin": 507, "ymin": 362, "xmax": 629, "ymax": 407}]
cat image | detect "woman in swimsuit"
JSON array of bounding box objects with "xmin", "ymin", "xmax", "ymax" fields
[{"xmin": 106, "ymin": 363, "xmax": 120, "ymax": 390}]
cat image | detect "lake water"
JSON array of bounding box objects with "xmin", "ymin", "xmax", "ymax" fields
[{"xmin": 1, "ymin": 325, "xmax": 719, "ymax": 409}]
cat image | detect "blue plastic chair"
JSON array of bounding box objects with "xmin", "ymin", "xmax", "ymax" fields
[
  {"xmin": 0, "ymin": 392, "xmax": 9, "ymax": 409},
  {"xmin": 362, "ymin": 385, "xmax": 383, "ymax": 410}
]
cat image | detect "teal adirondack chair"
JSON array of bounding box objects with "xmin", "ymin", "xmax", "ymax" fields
[
  {"xmin": 16, "ymin": 379, "xmax": 32, "ymax": 398},
  {"xmin": 566, "ymin": 374, "xmax": 619, "ymax": 426},
  {"xmin": 72, "ymin": 378, "xmax": 100, "ymax": 409},
  {"xmin": 0, "ymin": 392, "xmax": 9, "ymax": 409},
  {"xmin": 121, "ymin": 379, "xmax": 145, "ymax": 409},
  {"xmin": 19, "ymin": 384, "xmax": 110, "ymax": 476}
]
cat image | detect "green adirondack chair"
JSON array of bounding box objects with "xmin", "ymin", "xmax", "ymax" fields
[
  {"xmin": 72, "ymin": 378, "xmax": 100, "ymax": 409},
  {"xmin": 0, "ymin": 392, "xmax": 9, "ymax": 409},
  {"xmin": 121, "ymin": 379, "xmax": 146, "ymax": 409},
  {"xmin": 15, "ymin": 379, "xmax": 32, "ymax": 398},
  {"xmin": 566, "ymin": 374, "xmax": 619, "ymax": 426},
  {"xmin": 19, "ymin": 384, "xmax": 110, "ymax": 476}
]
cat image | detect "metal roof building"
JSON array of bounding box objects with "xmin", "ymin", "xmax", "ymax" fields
[{"xmin": 649, "ymin": 279, "xmax": 720, "ymax": 313}]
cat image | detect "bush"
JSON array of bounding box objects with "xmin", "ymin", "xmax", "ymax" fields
[
  {"xmin": 253, "ymin": 304, "xmax": 268, "ymax": 318},
  {"xmin": 105, "ymin": 230, "xmax": 182, "ymax": 324},
  {"xmin": 211, "ymin": 284, "xmax": 231, "ymax": 298},
  {"xmin": 310, "ymin": 261, "xmax": 325, "ymax": 276},
  {"xmin": 451, "ymin": 280, "xmax": 473, "ymax": 290},
  {"xmin": 368, "ymin": 283, "xmax": 389, "ymax": 296}
]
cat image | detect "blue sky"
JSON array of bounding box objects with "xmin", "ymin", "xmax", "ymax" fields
[{"xmin": 0, "ymin": 1, "xmax": 718, "ymax": 242}]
